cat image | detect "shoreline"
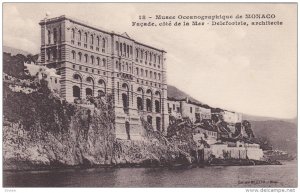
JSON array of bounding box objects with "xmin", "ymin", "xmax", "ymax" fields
[{"xmin": 3, "ymin": 159, "xmax": 283, "ymax": 172}]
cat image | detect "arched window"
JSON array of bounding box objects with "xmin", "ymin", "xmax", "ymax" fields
[
  {"xmin": 84, "ymin": 32, "xmax": 88, "ymax": 43},
  {"xmin": 116, "ymin": 61, "xmax": 119, "ymax": 69},
  {"xmin": 97, "ymin": 36, "xmax": 100, "ymax": 46},
  {"xmin": 150, "ymin": 53, "xmax": 152, "ymax": 62},
  {"xmin": 102, "ymin": 58, "xmax": 106, "ymax": 67},
  {"xmin": 48, "ymin": 30, "xmax": 51, "ymax": 44},
  {"xmin": 98, "ymin": 79, "xmax": 106, "ymax": 94},
  {"xmin": 126, "ymin": 63, "xmax": 128, "ymax": 71},
  {"xmin": 90, "ymin": 34, "xmax": 94, "ymax": 45},
  {"xmin": 78, "ymin": 31, "xmax": 82, "ymax": 41},
  {"xmin": 154, "ymin": 55, "xmax": 157, "ymax": 63},
  {"xmin": 91, "ymin": 55, "xmax": 94, "ymax": 64},
  {"xmin": 145, "ymin": 52, "xmax": 148, "ymax": 61},
  {"xmin": 123, "ymin": 44, "xmax": 126, "ymax": 54},
  {"xmin": 130, "ymin": 46, "xmax": 132, "ymax": 55},
  {"xmin": 136, "ymin": 48, "xmax": 139, "ymax": 58},
  {"xmin": 154, "ymin": 72, "xmax": 157, "ymax": 79},
  {"xmin": 141, "ymin": 69, "xmax": 144, "ymax": 77},
  {"xmin": 127, "ymin": 45, "xmax": 129, "ymax": 57},
  {"xmin": 97, "ymin": 57, "xmax": 100, "ymax": 65},
  {"xmin": 156, "ymin": 117, "xmax": 161, "ymax": 131},
  {"xmin": 102, "ymin": 38, "xmax": 105, "ymax": 48},
  {"xmin": 73, "ymin": 86, "xmax": 80, "ymax": 98},
  {"xmin": 86, "ymin": 88, "xmax": 93, "ymax": 97},
  {"xmin": 116, "ymin": 41, "xmax": 119, "ymax": 51},
  {"xmin": 120, "ymin": 43, "xmax": 123, "ymax": 54},
  {"xmin": 158, "ymin": 73, "xmax": 161, "ymax": 80},
  {"xmin": 78, "ymin": 52, "xmax": 82, "ymax": 62},
  {"xmin": 158, "ymin": 56, "xmax": 161, "ymax": 64},
  {"xmin": 147, "ymin": 115, "xmax": 152, "ymax": 125},
  {"xmin": 71, "ymin": 29, "xmax": 75, "ymax": 39},
  {"xmin": 98, "ymin": 90, "xmax": 105, "ymax": 97},
  {"xmin": 141, "ymin": 50, "xmax": 144, "ymax": 60},
  {"xmin": 145, "ymin": 70, "xmax": 148, "ymax": 77},
  {"xmin": 122, "ymin": 93, "xmax": 128, "ymax": 112},
  {"xmin": 146, "ymin": 99, "xmax": 152, "ymax": 112},
  {"xmin": 136, "ymin": 67, "xmax": 139, "ymax": 75},
  {"xmin": 137, "ymin": 97, "xmax": 143, "ymax": 111},
  {"xmin": 150, "ymin": 71, "xmax": 153, "ymax": 79},
  {"xmin": 155, "ymin": 100, "xmax": 160, "ymax": 113},
  {"xmin": 72, "ymin": 50, "xmax": 76, "ymax": 60},
  {"xmin": 73, "ymin": 74, "xmax": 82, "ymax": 81},
  {"xmin": 86, "ymin": 77, "xmax": 94, "ymax": 83},
  {"xmin": 84, "ymin": 54, "xmax": 88, "ymax": 63}
]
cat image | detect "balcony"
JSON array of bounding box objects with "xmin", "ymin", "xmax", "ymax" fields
[{"xmin": 119, "ymin": 72, "xmax": 133, "ymax": 80}]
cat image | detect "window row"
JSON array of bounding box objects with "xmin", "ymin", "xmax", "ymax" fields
[
  {"xmin": 135, "ymin": 49, "xmax": 161, "ymax": 65},
  {"xmin": 121, "ymin": 95, "xmax": 161, "ymax": 113},
  {"xmin": 71, "ymin": 51, "xmax": 107, "ymax": 67},
  {"xmin": 116, "ymin": 41, "xmax": 133, "ymax": 58},
  {"xmin": 71, "ymin": 29, "xmax": 107, "ymax": 52},
  {"xmin": 136, "ymin": 79, "xmax": 161, "ymax": 88},
  {"xmin": 46, "ymin": 48, "xmax": 61, "ymax": 61},
  {"xmin": 47, "ymin": 28, "xmax": 62, "ymax": 44},
  {"xmin": 71, "ymin": 29, "xmax": 107, "ymax": 47},
  {"xmin": 72, "ymin": 64, "xmax": 106, "ymax": 76},
  {"xmin": 135, "ymin": 67, "xmax": 161, "ymax": 80},
  {"xmin": 115, "ymin": 61, "xmax": 133, "ymax": 73}
]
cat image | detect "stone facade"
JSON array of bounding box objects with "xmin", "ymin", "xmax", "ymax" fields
[
  {"xmin": 167, "ymin": 98, "xmax": 211, "ymax": 122},
  {"xmin": 39, "ymin": 15, "xmax": 168, "ymax": 140},
  {"xmin": 167, "ymin": 99, "xmax": 182, "ymax": 119},
  {"xmin": 221, "ymin": 110, "xmax": 243, "ymax": 124}
]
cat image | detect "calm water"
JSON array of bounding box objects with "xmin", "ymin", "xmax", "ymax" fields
[{"xmin": 3, "ymin": 161, "xmax": 297, "ymax": 187}]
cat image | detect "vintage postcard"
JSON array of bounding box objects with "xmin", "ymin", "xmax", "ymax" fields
[{"xmin": 2, "ymin": 2, "xmax": 297, "ymax": 190}]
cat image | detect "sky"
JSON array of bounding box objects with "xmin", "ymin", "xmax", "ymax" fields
[{"xmin": 3, "ymin": 3, "xmax": 297, "ymax": 119}]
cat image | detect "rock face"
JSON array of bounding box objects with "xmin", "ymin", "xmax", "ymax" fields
[{"xmin": 3, "ymin": 82, "xmax": 192, "ymax": 170}]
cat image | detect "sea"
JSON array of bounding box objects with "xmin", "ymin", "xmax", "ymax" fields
[{"xmin": 3, "ymin": 160, "xmax": 297, "ymax": 188}]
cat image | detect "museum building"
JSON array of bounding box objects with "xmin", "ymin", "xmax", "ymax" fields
[{"xmin": 39, "ymin": 15, "xmax": 169, "ymax": 140}]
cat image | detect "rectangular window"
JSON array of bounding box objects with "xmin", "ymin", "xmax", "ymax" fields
[
  {"xmin": 173, "ymin": 104, "xmax": 175, "ymax": 110},
  {"xmin": 190, "ymin": 107, "xmax": 193, "ymax": 113}
]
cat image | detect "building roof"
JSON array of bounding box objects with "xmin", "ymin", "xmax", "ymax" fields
[
  {"xmin": 167, "ymin": 97, "xmax": 211, "ymax": 109},
  {"xmin": 39, "ymin": 15, "xmax": 166, "ymax": 53}
]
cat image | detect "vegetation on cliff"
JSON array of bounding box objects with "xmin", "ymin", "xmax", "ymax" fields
[{"xmin": 3, "ymin": 77, "xmax": 193, "ymax": 170}]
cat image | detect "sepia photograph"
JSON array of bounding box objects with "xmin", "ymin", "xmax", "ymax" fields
[{"xmin": 2, "ymin": 2, "xmax": 298, "ymax": 190}]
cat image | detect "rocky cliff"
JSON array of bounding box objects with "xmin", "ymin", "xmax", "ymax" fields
[{"xmin": 3, "ymin": 81, "xmax": 193, "ymax": 170}]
